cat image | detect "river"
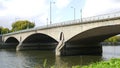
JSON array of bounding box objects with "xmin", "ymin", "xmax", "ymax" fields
[{"xmin": 0, "ymin": 46, "xmax": 120, "ymax": 68}]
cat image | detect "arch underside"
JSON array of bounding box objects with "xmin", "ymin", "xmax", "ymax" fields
[
  {"xmin": 67, "ymin": 25, "xmax": 120, "ymax": 44},
  {"xmin": 21, "ymin": 33, "xmax": 58, "ymax": 50},
  {"xmin": 62, "ymin": 25, "xmax": 120, "ymax": 56},
  {"xmin": 3, "ymin": 37, "xmax": 19, "ymax": 49}
]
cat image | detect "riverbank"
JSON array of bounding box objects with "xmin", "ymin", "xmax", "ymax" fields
[
  {"xmin": 50, "ymin": 58, "xmax": 120, "ymax": 68},
  {"xmin": 73, "ymin": 58, "xmax": 120, "ymax": 68}
]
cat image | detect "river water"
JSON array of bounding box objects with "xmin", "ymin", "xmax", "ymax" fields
[{"xmin": 0, "ymin": 46, "xmax": 120, "ymax": 68}]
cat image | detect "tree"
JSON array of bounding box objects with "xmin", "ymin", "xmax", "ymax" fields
[
  {"xmin": 104, "ymin": 36, "xmax": 120, "ymax": 43},
  {"xmin": 0, "ymin": 26, "xmax": 10, "ymax": 34},
  {"xmin": 2, "ymin": 28, "xmax": 10, "ymax": 34},
  {"xmin": 0, "ymin": 26, "xmax": 3, "ymax": 34},
  {"xmin": 11, "ymin": 20, "xmax": 35, "ymax": 32}
]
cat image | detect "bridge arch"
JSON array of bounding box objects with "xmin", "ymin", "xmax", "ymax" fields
[
  {"xmin": 66, "ymin": 24, "xmax": 120, "ymax": 44},
  {"xmin": 20, "ymin": 33, "xmax": 58, "ymax": 50},
  {"xmin": 62, "ymin": 24, "xmax": 120, "ymax": 55},
  {"xmin": 3, "ymin": 37, "xmax": 19, "ymax": 49}
]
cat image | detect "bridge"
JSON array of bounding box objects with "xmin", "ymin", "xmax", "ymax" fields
[{"xmin": 2, "ymin": 12, "xmax": 120, "ymax": 56}]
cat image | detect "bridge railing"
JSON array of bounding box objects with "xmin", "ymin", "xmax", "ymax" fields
[
  {"xmin": 51, "ymin": 11, "xmax": 120, "ymax": 26},
  {"xmin": 3, "ymin": 11, "xmax": 120, "ymax": 36}
]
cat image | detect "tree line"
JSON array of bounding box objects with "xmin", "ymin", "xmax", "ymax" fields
[
  {"xmin": 104, "ymin": 36, "xmax": 120, "ymax": 43},
  {"xmin": 0, "ymin": 20, "xmax": 35, "ymax": 34}
]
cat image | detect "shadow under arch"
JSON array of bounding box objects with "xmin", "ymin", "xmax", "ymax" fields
[
  {"xmin": 63, "ymin": 25, "xmax": 120, "ymax": 56},
  {"xmin": 21, "ymin": 33, "xmax": 58, "ymax": 50},
  {"xmin": 3, "ymin": 37, "xmax": 19, "ymax": 49},
  {"xmin": 66, "ymin": 25, "xmax": 120, "ymax": 44}
]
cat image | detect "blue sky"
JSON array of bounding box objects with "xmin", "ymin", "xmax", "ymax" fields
[{"xmin": 0, "ymin": 0, "xmax": 120, "ymax": 29}]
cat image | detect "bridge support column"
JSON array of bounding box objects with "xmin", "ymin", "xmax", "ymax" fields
[
  {"xmin": 55, "ymin": 32, "xmax": 65, "ymax": 56},
  {"xmin": 16, "ymin": 42, "xmax": 22, "ymax": 51}
]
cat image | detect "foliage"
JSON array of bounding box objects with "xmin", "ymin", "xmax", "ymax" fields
[
  {"xmin": 2, "ymin": 28, "xmax": 10, "ymax": 34},
  {"xmin": 104, "ymin": 36, "xmax": 120, "ymax": 43},
  {"xmin": 0, "ymin": 27, "xmax": 2, "ymax": 34},
  {"xmin": 43, "ymin": 59, "xmax": 47, "ymax": 68},
  {"xmin": 49, "ymin": 58, "xmax": 120, "ymax": 68},
  {"xmin": 0, "ymin": 20, "xmax": 35, "ymax": 34},
  {"xmin": 82, "ymin": 58, "xmax": 120, "ymax": 68},
  {"xmin": 0, "ymin": 26, "xmax": 10, "ymax": 34},
  {"xmin": 11, "ymin": 20, "xmax": 35, "ymax": 32}
]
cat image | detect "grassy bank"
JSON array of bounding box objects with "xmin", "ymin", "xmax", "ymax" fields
[
  {"xmin": 50, "ymin": 58, "xmax": 120, "ymax": 68},
  {"xmin": 73, "ymin": 58, "xmax": 120, "ymax": 68}
]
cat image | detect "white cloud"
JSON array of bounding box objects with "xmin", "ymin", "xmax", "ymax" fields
[
  {"xmin": 5, "ymin": 0, "xmax": 120, "ymax": 28},
  {"xmin": 55, "ymin": 0, "xmax": 71, "ymax": 9},
  {"xmin": 83, "ymin": 0, "xmax": 120, "ymax": 17},
  {"xmin": 0, "ymin": 0, "xmax": 72, "ymax": 28},
  {"xmin": 0, "ymin": 0, "xmax": 49, "ymax": 28},
  {"xmin": 0, "ymin": 0, "xmax": 48, "ymax": 17}
]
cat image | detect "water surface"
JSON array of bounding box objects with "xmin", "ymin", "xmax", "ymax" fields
[{"xmin": 0, "ymin": 46, "xmax": 120, "ymax": 68}]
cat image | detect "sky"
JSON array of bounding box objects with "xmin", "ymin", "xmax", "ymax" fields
[{"xmin": 0, "ymin": 0, "xmax": 120, "ymax": 29}]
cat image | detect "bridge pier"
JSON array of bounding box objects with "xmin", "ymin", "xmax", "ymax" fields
[
  {"xmin": 16, "ymin": 42, "xmax": 22, "ymax": 51},
  {"xmin": 55, "ymin": 40, "xmax": 65, "ymax": 56},
  {"xmin": 55, "ymin": 32, "xmax": 65, "ymax": 56}
]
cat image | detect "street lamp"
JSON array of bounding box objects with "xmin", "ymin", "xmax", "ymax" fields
[
  {"xmin": 46, "ymin": 18, "xmax": 48, "ymax": 26},
  {"xmin": 50, "ymin": 1, "xmax": 55, "ymax": 24},
  {"xmin": 80, "ymin": 9, "xmax": 82, "ymax": 22},
  {"xmin": 71, "ymin": 7, "xmax": 76, "ymax": 20}
]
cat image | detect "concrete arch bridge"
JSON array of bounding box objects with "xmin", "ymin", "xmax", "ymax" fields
[{"xmin": 2, "ymin": 12, "xmax": 120, "ymax": 56}]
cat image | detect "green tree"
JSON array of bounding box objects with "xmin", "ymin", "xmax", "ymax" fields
[
  {"xmin": 104, "ymin": 36, "xmax": 120, "ymax": 43},
  {"xmin": 11, "ymin": 20, "xmax": 35, "ymax": 32},
  {"xmin": 2, "ymin": 28, "xmax": 10, "ymax": 34},
  {"xmin": 0, "ymin": 26, "xmax": 10, "ymax": 34},
  {"xmin": 0, "ymin": 26, "xmax": 3, "ymax": 34}
]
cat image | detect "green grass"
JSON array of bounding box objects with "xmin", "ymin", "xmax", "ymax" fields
[
  {"xmin": 35, "ymin": 58, "xmax": 120, "ymax": 68},
  {"xmin": 72, "ymin": 58, "xmax": 120, "ymax": 68},
  {"xmin": 52, "ymin": 58, "xmax": 120, "ymax": 68}
]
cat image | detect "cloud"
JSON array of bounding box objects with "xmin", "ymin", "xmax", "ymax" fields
[
  {"xmin": 0, "ymin": 1, "xmax": 49, "ymax": 29},
  {"xmin": 0, "ymin": 0, "xmax": 72, "ymax": 28},
  {"xmin": 55, "ymin": 0, "xmax": 71, "ymax": 9},
  {"xmin": 0, "ymin": 2, "xmax": 6, "ymax": 10},
  {"xmin": 0, "ymin": 15, "xmax": 14, "ymax": 29},
  {"xmin": 0, "ymin": 0, "xmax": 49, "ymax": 28},
  {"xmin": 83, "ymin": 0, "xmax": 120, "ymax": 17},
  {"xmin": 112, "ymin": 0, "xmax": 120, "ymax": 2},
  {"xmin": 2, "ymin": 0, "xmax": 47, "ymax": 16},
  {"xmin": 0, "ymin": 0, "xmax": 48, "ymax": 17}
]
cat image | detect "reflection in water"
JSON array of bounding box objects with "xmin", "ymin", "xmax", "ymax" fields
[
  {"xmin": 55, "ymin": 56, "xmax": 102, "ymax": 68},
  {"xmin": 0, "ymin": 49, "xmax": 102, "ymax": 68},
  {"xmin": 0, "ymin": 46, "xmax": 120, "ymax": 68},
  {"xmin": 16, "ymin": 50, "xmax": 55, "ymax": 68},
  {"xmin": 61, "ymin": 44, "xmax": 102, "ymax": 56}
]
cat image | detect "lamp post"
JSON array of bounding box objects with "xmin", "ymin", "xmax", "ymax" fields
[
  {"xmin": 46, "ymin": 18, "xmax": 48, "ymax": 26},
  {"xmin": 80, "ymin": 9, "xmax": 82, "ymax": 22},
  {"xmin": 50, "ymin": 1, "xmax": 55, "ymax": 24},
  {"xmin": 71, "ymin": 7, "xmax": 76, "ymax": 20}
]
